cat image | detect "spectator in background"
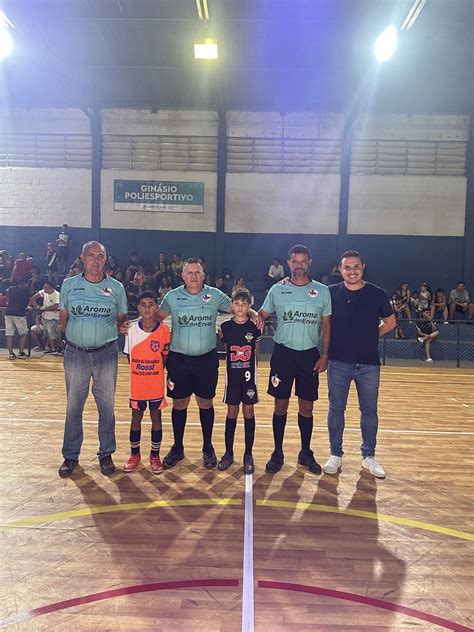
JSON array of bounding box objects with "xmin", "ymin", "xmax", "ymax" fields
[
  {"xmin": 66, "ymin": 259, "xmax": 84, "ymax": 278},
  {"xmin": 0, "ymin": 250, "xmax": 12, "ymax": 277},
  {"xmin": 56, "ymin": 224, "xmax": 72, "ymax": 275},
  {"xmin": 157, "ymin": 276, "xmax": 172, "ymax": 301},
  {"xmin": 390, "ymin": 292, "xmax": 407, "ymax": 339},
  {"xmin": 10, "ymin": 252, "xmax": 32, "ymax": 283},
  {"xmin": 396, "ymin": 282, "xmax": 411, "ymax": 319},
  {"xmin": 170, "ymin": 254, "xmax": 184, "ymax": 287},
  {"xmin": 28, "ymin": 268, "xmax": 44, "ymax": 295},
  {"xmin": 105, "ymin": 255, "xmax": 121, "ymax": 279},
  {"xmin": 267, "ymin": 258, "xmax": 285, "ymax": 288},
  {"xmin": 419, "ymin": 282, "xmax": 431, "ymax": 311},
  {"xmin": 29, "ymin": 280, "xmax": 61, "ymax": 354},
  {"xmin": 46, "ymin": 242, "xmax": 58, "ymax": 285},
  {"xmin": 214, "ymin": 276, "xmax": 230, "ymax": 296},
  {"xmin": 198, "ymin": 256, "xmax": 211, "ymax": 285},
  {"xmin": 430, "ymin": 288, "xmax": 449, "ymax": 323},
  {"xmin": 5, "ymin": 279, "xmax": 30, "ymax": 359},
  {"xmin": 153, "ymin": 262, "xmax": 170, "ymax": 288},
  {"xmin": 410, "ymin": 291, "xmax": 422, "ymax": 318},
  {"xmin": 223, "ymin": 268, "xmax": 234, "ymax": 289},
  {"xmin": 449, "ymin": 282, "xmax": 470, "ymax": 320},
  {"xmin": 127, "ymin": 251, "xmax": 143, "ymax": 269},
  {"xmin": 416, "ymin": 308, "xmax": 439, "ymax": 362}
]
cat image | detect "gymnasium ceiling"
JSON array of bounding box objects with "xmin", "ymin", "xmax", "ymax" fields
[{"xmin": 0, "ymin": 0, "xmax": 472, "ymax": 114}]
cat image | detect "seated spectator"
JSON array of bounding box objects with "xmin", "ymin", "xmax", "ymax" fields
[
  {"xmin": 133, "ymin": 264, "xmax": 146, "ymax": 288},
  {"xmin": 213, "ymin": 276, "xmax": 230, "ymax": 296},
  {"xmin": 198, "ymin": 256, "xmax": 211, "ymax": 285},
  {"xmin": 416, "ymin": 308, "xmax": 439, "ymax": 362},
  {"xmin": 10, "ymin": 252, "xmax": 32, "ymax": 283},
  {"xmin": 449, "ymin": 281, "xmax": 470, "ymax": 320},
  {"xmin": 29, "ymin": 280, "xmax": 62, "ymax": 353},
  {"xmin": 410, "ymin": 291, "xmax": 422, "ymax": 318},
  {"xmin": 0, "ymin": 250, "xmax": 12, "ymax": 277},
  {"xmin": 419, "ymin": 283, "xmax": 431, "ymax": 311},
  {"xmin": 157, "ymin": 277, "xmax": 172, "ymax": 301},
  {"xmin": 28, "ymin": 269, "xmax": 44, "ymax": 295},
  {"xmin": 127, "ymin": 251, "xmax": 144, "ymax": 269},
  {"xmin": 30, "ymin": 312, "xmax": 48, "ymax": 353},
  {"xmin": 5, "ymin": 279, "xmax": 30, "ymax": 359},
  {"xmin": 396, "ymin": 282, "xmax": 411, "ymax": 319},
  {"xmin": 105, "ymin": 255, "xmax": 121, "ymax": 279},
  {"xmin": 430, "ymin": 288, "xmax": 449, "ymax": 322},
  {"xmin": 45, "ymin": 242, "xmax": 58, "ymax": 285},
  {"xmin": 223, "ymin": 267, "xmax": 234, "ymax": 288},
  {"xmin": 267, "ymin": 258, "xmax": 285, "ymax": 288},
  {"xmin": 66, "ymin": 259, "xmax": 84, "ymax": 278},
  {"xmin": 170, "ymin": 253, "xmax": 184, "ymax": 287},
  {"xmin": 329, "ymin": 262, "xmax": 343, "ymax": 284},
  {"xmin": 390, "ymin": 292, "xmax": 407, "ymax": 339}
]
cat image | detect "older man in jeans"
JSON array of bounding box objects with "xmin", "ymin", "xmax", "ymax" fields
[
  {"xmin": 58, "ymin": 241, "xmax": 128, "ymax": 478},
  {"xmin": 323, "ymin": 250, "xmax": 396, "ymax": 479}
]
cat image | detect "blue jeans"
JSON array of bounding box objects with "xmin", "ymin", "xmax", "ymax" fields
[
  {"xmin": 327, "ymin": 360, "xmax": 380, "ymax": 458},
  {"xmin": 62, "ymin": 342, "xmax": 118, "ymax": 460}
]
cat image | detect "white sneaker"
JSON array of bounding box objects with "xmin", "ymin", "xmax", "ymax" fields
[
  {"xmin": 425, "ymin": 357, "xmax": 433, "ymax": 362},
  {"xmin": 361, "ymin": 456, "xmax": 386, "ymax": 478},
  {"xmin": 322, "ymin": 455, "xmax": 342, "ymax": 474}
]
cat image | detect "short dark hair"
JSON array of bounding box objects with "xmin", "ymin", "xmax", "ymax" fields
[
  {"xmin": 457, "ymin": 281, "xmax": 465, "ymax": 285},
  {"xmin": 138, "ymin": 290, "xmax": 158, "ymax": 304},
  {"xmin": 232, "ymin": 287, "xmax": 252, "ymax": 303},
  {"xmin": 339, "ymin": 250, "xmax": 364, "ymax": 264},
  {"xmin": 44, "ymin": 280, "xmax": 55, "ymax": 289},
  {"xmin": 288, "ymin": 244, "xmax": 311, "ymax": 259}
]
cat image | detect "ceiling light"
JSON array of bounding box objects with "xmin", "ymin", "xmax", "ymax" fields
[
  {"xmin": 0, "ymin": 10, "xmax": 14, "ymax": 61},
  {"xmin": 373, "ymin": 26, "xmax": 398, "ymax": 62},
  {"xmin": 194, "ymin": 38, "xmax": 218, "ymax": 60}
]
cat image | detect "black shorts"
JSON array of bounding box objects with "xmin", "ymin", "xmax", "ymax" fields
[
  {"xmin": 130, "ymin": 398, "xmax": 165, "ymax": 411},
  {"xmin": 224, "ymin": 381, "xmax": 259, "ymax": 406},
  {"xmin": 267, "ymin": 343, "xmax": 320, "ymax": 401},
  {"xmin": 166, "ymin": 349, "xmax": 219, "ymax": 400}
]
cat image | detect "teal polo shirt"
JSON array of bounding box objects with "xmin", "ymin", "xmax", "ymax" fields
[
  {"xmin": 60, "ymin": 273, "xmax": 128, "ymax": 348},
  {"xmin": 160, "ymin": 284, "xmax": 231, "ymax": 356},
  {"xmin": 261, "ymin": 280, "xmax": 332, "ymax": 350}
]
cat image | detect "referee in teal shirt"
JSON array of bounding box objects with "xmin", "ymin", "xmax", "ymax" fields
[{"xmin": 58, "ymin": 241, "xmax": 128, "ymax": 478}]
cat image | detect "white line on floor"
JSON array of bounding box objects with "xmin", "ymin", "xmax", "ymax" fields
[{"xmin": 242, "ymin": 472, "xmax": 254, "ymax": 632}]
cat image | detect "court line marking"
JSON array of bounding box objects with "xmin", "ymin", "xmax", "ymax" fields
[
  {"xmin": 257, "ymin": 500, "xmax": 474, "ymax": 541},
  {"xmin": 2, "ymin": 498, "xmax": 242, "ymax": 529},
  {"xmin": 242, "ymin": 474, "xmax": 254, "ymax": 632},
  {"xmin": 0, "ymin": 417, "xmax": 472, "ymax": 435},
  {"xmin": 0, "ymin": 579, "xmax": 239, "ymax": 628},
  {"xmin": 258, "ymin": 581, "xmax": 473, "ymax": 632}
]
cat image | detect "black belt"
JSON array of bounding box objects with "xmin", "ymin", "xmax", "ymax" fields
[{"xmin": 66, "ymin": 340, "xmax": 116, "ymax": 353}]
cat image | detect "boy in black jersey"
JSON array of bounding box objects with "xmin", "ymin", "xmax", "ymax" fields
[{"xmin": 218, "ymin": 288, "xmax": 261, "ymax": 474}]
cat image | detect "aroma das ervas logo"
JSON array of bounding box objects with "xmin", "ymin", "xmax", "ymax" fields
[{"xmin": 282, "ymin": 310, "xmax": 295, "ymax": 322}]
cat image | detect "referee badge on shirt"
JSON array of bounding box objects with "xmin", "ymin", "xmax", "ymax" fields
[
  {"xmin": 167, "ymin": 379, "xmax": 175, "ymax": 391},
  {"xmin": 102, "ymin": 286, "xmax": 112, "ymax": 295},
  {"xmin": 308, "ymin": 288, "xmax": 319, "ymax": 298},
  {"xmin": 150, "ymin": 339, "xmax": 160, "ymax": 352},
  {"xmin": 245, "ymin": 332, "xmax": 254, "ymax": 342},
  {"xmin": 202, "ymin": 293, "xmax": 212, "ymax": 302},
  {"xmin": 271, "ymin": 374, "xmax": 281, "ymax": 387}
]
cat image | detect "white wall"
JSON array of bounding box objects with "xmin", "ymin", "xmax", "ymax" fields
[
  {"xmin": 100, "ymin": 109, "xmax": 218, "ymax": 231},
  {"xmin": 0, "ymin": 108, "xmax": 92, "ymax": 228}
]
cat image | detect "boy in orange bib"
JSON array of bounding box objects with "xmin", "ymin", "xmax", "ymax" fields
[{"xmin": 123, "ymin": 291, "xmax": 170, "ymax": 473}]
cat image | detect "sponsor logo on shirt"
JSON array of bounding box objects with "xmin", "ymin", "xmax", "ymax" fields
[
  {"xmin": 177, "ymin": 314, "xmax": 213, "ymax": 328},
  {"xmin": 102, "ymin": 287, "xmax": 112, "ymax": 295},
  {"xmin": 282, "ymin": 309, "xmax": 319, "ymax": 325},
  {"xmin": 177, "ymin": 297, "xmax": 188, "ymax": 301},
  {"xmin": 70, "ymin": 304, "xmax": 112, "ymax": 318},
  {"xmin": 245, "ymin": 332, "xmax": 254, "ymax": 342},
  {"xmin": 202, "ymin": 293, "xmax": 212, "ymax": 302},
  {"xmin": 308, "ymin": 289, "xmax": 319, "ymax": 298}
]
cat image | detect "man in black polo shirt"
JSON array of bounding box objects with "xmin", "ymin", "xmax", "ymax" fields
[{"xmin": 322, "ymin": 250, "xmax": 396, "ymax": 478}]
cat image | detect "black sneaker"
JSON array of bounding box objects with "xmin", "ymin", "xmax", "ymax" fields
[
  {"xmin": 298, "ymin": 449, "xmax": 322, "ymax": 474},
  {"xmin": 17, "ymin": 352, "xmax": 28, "ymax": 359},
  {"xmin": 217, "ymin": 452, "xmax": 234, "ymax": 471},
  {"xmin": 265, "ymin": 451, "xmax": 284, "ymax": 474},
  {"xmin": 203, "ymin": 445, "xmax": 217, "ymax": 469},
  {"xmin": 59, "ymin": 458, "xmax": 78, "ymax": 478},
  {"xmin": 99, "ymin": 455, "xmax": 116, "ymax": 475},
  {"xmin": 163, "ymin": 445, "xmax": 185, "ymax": 468},
  {"xmin": 8, "ymin": 353, "xmax": 16, "ymax": 360},
  {"xmin": 243, "ymin": 454, "xmax": 255, "ymax": 475}
]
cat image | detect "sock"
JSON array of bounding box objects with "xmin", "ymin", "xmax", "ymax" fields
[
  {"xmin": 171, "ymin": 408, "xmax": 187, "ymax": 450},
  {"xmin": 272, "ymin": 413, "xmax": 287, "ymax": 454},
  {"xmin": 298, "ymin": 413, "xmax": 313, "ymax": 451},
  {"xmin": 244, "ymin": 416, "xmax": 255, "ymax": 456},
  {"xmin": 224, "ymin": 417, "xmax": 237, "ymax": 455},
  {"xmin": 151, "ymin": 429, "xmax": 162, "ymax": 457},
  {"xmin": 130, "ymin": 429, "xmax": 141, "ymax": 455},
  {"xmin": 200, "ymin": 407, "xmax": 215, "ymax": 450}
]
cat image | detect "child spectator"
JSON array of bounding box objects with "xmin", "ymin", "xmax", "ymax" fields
[
  {"xmin": 419, "ymin": 282, "xmax": 431, "ymax": 311},
  {"xmin": 157, "ymin": 277, "xmax": 171, "ymax": 301},
  {"xmin": 5, "ymin": 280, "xmax": 30, "ymax": 359},
  {"xmin": 391, "ymin": 292, "xmax": 407, "ymax": 339},
  {"xmin": 430, "ymin": 288, "xmax": 449, "ymax": 323},
  {"xmin": 56, "ymin": 224, "xmax": 72, "ymax": 274},
  {"xmin": 45, "ymin": 242, "xmax": 58, "ymax": 285},
  {"xmin": 217, "ymin": 288, "xmax": 261, "ymax": 475},
  {"xmin": 416, "ymin": 308, "xmax": 439, "ymax": 362},
  {"xmin": 396, "ymin": 282, "xmax": 411, "ymax": 319},
  {"xmin": 122, "ymin": 291, "xmax": 171, "ymax": 474},
  {"xmin": 29, "ymin": 280, "xmax": 61, "ymax": 353}
]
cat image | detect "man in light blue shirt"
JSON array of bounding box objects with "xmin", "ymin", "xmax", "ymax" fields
[
  {"xmin": 259, "ymin": 244, "xmax": 332, "ymax": 475},
  {"xmin": 58, "ymin": 241, "xmax": 128, "ymax": 478}
]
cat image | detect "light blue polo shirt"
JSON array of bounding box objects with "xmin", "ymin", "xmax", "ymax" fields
[
  {"xmin": 60, "ymin": 274, "xmax": 128, "ymax": 348},
  {"xmin": 261, "ymin": 280, "xmax": 332, "ymax": 350},
  {"xmin": 160, "ymin": 284, "xmax": 231, "ymax": 356}
]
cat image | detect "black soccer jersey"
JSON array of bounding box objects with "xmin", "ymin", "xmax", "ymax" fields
[{"xmin": 221, "ymin": 318, "xmax": 261, "ymax": 386}]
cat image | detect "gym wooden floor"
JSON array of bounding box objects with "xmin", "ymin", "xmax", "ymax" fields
[{"xmin": 0, "ymin": 357, "xmax": 473, "ymax": 631}]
